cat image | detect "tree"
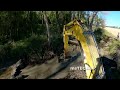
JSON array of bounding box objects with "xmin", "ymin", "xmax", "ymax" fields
[
  {"xmin": 89, "ymin": 11, "xmax": 98, "ymax": 30},
  {"xmin": 43, "ymin": 11, "xmax": 51, "ymax": 46},
  {"xmin": 0, "ymin": 11, "xmax": 107, "ymax": 68}
]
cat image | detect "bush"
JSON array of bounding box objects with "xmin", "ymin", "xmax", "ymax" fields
[
  {"xmin": 109, "ymin": 40, "xmax": 120, "ymax": 56},
  {"xmin": 0, "ymin": 34, "xmax": 48, "ymax": 68},
  {"xmin": 51, "ymin": 34, "xmax": 64, "ymax": 56},
  {"xmin": 94, "ymin": 28, "xmax": 105, "ymax": 43}
]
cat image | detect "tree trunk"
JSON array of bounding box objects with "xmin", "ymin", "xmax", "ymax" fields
[
  {"xmin": 87, "ymin": 11, "xmax": 90, "ymax": 30},
  {"xmin": 89, "ymin": 11, "xmax": 98, "ymax": 31},
  {"xmin": 70, "ymin": 11, "xmax": 72, "ymax": 20},
  {"xmin": 56, "ymin": 11, "xmax": 61, "ymax": 33},
  {"xmin": 43, "ymin": 11, "xmax": 50, "ymax": 46},
  {"xmin": 71, "ymin": 11, "xmax": 76, "ymax": 20}
]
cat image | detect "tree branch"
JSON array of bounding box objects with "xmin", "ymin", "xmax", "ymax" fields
[{"xmin": 89, "ymin": 11, "xmax": 98, "ymax": 30}]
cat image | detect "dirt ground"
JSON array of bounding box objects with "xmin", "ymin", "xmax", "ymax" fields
[
  {"xmin": 0, "ymin": 39, "xmax": 87, "ymax": 79},
  {"xmin": 21, "ymin": 40, "xmax": 86, "ymax": 79}
]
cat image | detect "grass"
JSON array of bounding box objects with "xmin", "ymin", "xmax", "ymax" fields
[
  {"xmin": 94, "ymin": 27, "xmax": 120, "ymax": 57},
  {"xmin": 100, "ymin": 28, "xmax": 120, "ymax": 56},
  {"xmin": 104, "ymin": 29, "xmax": 114, "ymax": 38},
  {"xmin": 104, "ymin": 27, "xmax": 120, "ymax": 38},
  {"xmin": 109, "ymin": 40, "xmax": 120, "ymax": 56}
]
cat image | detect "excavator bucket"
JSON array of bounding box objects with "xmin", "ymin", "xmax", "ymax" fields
[{"xmin": 63, "ymin": 19, "xmax": 105, "ymax": 79}]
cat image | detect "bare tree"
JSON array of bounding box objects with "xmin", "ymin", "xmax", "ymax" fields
[
  {"xmin": 89, "ymin": 11, "xmax": 98, "ymax": 30},
  {"xmin": 71, "ymin": 11, "xmax": 77, "ymax": 20},
  {"xmin": 86, "ymin": 11, "xmax": 98, "ymax": 31}
]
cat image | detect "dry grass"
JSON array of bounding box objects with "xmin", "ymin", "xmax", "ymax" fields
[{"xmin": 104, "ymin": 27, "xmax": 120, "ymax": 38}]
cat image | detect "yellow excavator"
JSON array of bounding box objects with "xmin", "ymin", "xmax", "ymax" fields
[{"xmin": 63, "ymin": 19, "xmax": 105, "ymax": 79}]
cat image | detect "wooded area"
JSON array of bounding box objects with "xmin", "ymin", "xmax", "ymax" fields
[
  {"xmin": 1, "ymin": 11, "xmax": 120, "ymax": 79},
  {"xmin": 0, "ymin": 11, "xmax": 105, "ymax": 69}
]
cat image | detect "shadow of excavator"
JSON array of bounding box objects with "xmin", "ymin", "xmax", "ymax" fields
[{"xmin": 93, "ymin": 56, "xmax": 120, "ymax": 79}]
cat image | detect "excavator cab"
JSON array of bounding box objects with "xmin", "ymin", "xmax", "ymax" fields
[{"xmin": 63, "ymin": 19, "xmax": 105, "ymax": 79}]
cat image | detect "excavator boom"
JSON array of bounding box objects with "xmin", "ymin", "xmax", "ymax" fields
[{"xmin": 63, "ymin": 19, "xmax": 105, "ymax": 79}]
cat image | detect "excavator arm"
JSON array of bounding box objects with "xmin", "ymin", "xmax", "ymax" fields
[{"xmin": 63, "ymin": 19, "xmax": 105, "ymax": 79}]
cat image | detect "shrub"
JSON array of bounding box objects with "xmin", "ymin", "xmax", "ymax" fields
[
  {"xmin": 109, "ymin": 40, "xmax": 120, "ymax": 56},
  {"xmin": 94, "ymin": 28, "xmax": 105, "ymax": 43},
  {"xmin": 51, "ymin": 34, "xmax": 64, "ymax": 56},
  {"xmin": 0, "ymin": 34, "xmax": 48, "ymax": 68}
]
